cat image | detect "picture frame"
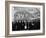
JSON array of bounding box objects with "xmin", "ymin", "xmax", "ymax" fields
[{"xmin": 5, "ymin": 1, "xmax": 45, "ymax": 37}]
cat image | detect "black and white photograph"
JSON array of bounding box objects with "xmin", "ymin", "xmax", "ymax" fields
[{"xmin": 12, "ymin": 7, "xmax": 40, "ymax": 31}]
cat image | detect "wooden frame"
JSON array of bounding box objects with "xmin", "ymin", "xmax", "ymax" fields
[{"xmin": 5, "ymin": 1, "xmax": 45, "ymax": 37}]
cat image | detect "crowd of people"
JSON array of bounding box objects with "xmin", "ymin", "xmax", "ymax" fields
[{"xmin": 12, "ymin": 20, "xmax": 40, "ymax": 31}]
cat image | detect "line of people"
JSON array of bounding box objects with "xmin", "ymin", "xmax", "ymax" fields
[{"xmin": 12, "ymin": 20, "xmax": 40, "ymax": 31}]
